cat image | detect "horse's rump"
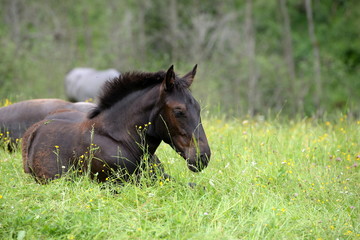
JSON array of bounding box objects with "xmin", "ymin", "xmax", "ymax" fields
[
  {"xmin": 22, "ymin": 113, "xmax": 87, "ymax": 181},
  {"xmin": 22, "ymin": 119, "xmax": 48, "ymax": 174}
]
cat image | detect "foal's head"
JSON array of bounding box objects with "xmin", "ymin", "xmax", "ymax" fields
[{"xmin": 153, "ymin": 65, "xmax": 211, "ymax": 172}]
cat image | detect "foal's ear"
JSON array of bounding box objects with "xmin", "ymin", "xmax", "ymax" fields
[
  {"xmin": 164, "ymin": 65, "xmax": 175, "ymax": 91},
  {"xmin": 182, "ymin": 64, "xmax": 197, "ymax": 88}
]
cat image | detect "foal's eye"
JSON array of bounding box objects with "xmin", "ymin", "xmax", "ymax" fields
[{"xmin": 174, "ymin": 108, "xmax": 185, "ymax": 118}]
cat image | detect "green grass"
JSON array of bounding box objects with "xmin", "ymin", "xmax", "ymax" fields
[{"xmin": 0, "ymin": 116, "xmax": 359, "ymax": 239}]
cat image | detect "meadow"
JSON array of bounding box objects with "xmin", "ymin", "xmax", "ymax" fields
[{"xmin": 0, "ymin": 113, "xmax": 359, "ymax": 239}]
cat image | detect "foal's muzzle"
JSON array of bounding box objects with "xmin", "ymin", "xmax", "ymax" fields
[{"xmin": 187, "ymin": 151, "xmax": 211, "ymax": 172}]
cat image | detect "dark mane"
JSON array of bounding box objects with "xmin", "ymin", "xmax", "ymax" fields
[{"xmin": 88, "ymin": 71, "xmax": 166, "ymax": 118}]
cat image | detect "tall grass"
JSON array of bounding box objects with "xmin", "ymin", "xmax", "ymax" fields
[{"xmin": 0, "ymin": 116, "xmax": 359, "ymax": 239}]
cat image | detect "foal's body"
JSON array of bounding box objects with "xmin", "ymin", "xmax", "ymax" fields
[
  {"xmin": 24, "ymin": 110, "xmax": 144, "ymax": 181},
  {"xmin": 23, "ymin": 66, "xmax": 210, "ymax": 183}
]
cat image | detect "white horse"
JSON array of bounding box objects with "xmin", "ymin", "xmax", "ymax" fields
[{"xmin": 65, "ymin": 68, "xmax": 120, "ymax": 102}]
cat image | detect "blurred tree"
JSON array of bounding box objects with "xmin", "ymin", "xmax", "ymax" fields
[
  {"xmin": 305, "ymin": 0, "xmax": 322, "ymax": 115},
  {"xmin": 279, "ymin": 0, "xmax": 300, "ymax": 113},
  {"xmin": 244, "ymin": 0, "xmax": 259, "ymax": 116},
  {"xmin": 0, "ymin": 0, "xmax": 358, "ymax": 116}
]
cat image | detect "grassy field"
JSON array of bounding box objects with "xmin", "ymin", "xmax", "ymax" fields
[{"xmin": 0, "ymin": 115, "xmax": 359, "ymax": 239}]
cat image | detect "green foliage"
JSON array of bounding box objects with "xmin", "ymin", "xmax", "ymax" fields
[
  {"xmin": 0, "ymin": 0, "xmax": 359, "ymax": 116},
  {"xmin": 0, "ymin": 117, "xmax": 359, "ymax": 239}
]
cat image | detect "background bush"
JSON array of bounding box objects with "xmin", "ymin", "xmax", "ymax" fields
[{"xmin": 0, "ymin": 0, "xmax": 359, "ymax": 117}]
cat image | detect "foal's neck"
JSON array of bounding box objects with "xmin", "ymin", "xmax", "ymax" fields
[{"xmin": 100, "ymin": 85, "xmax": 161, "ymax": 149}]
